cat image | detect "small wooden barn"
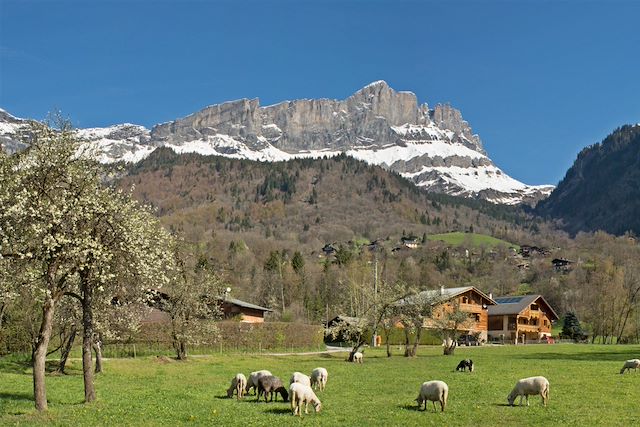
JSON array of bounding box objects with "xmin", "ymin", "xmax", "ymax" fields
[{"xmin": 219, "ymin": 297, "xmax": 272, "ymax": 323}]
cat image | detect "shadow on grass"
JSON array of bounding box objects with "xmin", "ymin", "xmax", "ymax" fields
[
  {"xmin": 0, "ymin": 392, "xmax": 33, "ymax": 402},
  {"xmin": 264, "ymin": 407, "xmax": 292, "ymax": 415},
  {"xmin": 516, "ymin": 349, "xmax": 639, "ymax": 362},
  {"xmin": 0, "ymin": 359, "xmax": 31, "ymax": 375},
  {"xmin": 494, "ymin": 403, "xmax": 513, "ymax": 407},
  {"xmin": 398, "ymin": 403, "xmax": 423, "ymax": 412}
]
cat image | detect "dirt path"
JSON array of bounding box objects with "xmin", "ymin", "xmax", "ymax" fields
[{"xmin": 263, "ymin": 346, "xmax": 351, "ymax": 356}]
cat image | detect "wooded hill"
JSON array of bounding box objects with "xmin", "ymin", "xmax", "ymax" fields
[
  {"xmin": 537, "ymin": 125, "xmax": 640, "ymax": 236},
  {"xmin": 116, "ymin": 149, "xmax": 562, "ymax": 319}
]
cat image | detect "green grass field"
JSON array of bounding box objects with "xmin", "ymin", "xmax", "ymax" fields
[
  {"xmin": 427, "ymin": 232, "xmax": 517, "ymax": 249},
  {"xmin": 1, "ymin": 344, "xmax": 639, "ymax": 426}
]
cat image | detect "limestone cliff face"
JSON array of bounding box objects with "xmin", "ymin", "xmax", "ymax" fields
[{"xmin": 0, "ymin": 82, "xmax": 553, "ymax": 205}]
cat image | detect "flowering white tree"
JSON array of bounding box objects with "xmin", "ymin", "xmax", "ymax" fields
[{"xmin": 0, "ymin": 119, "xmax": 172, "ymax": 410}]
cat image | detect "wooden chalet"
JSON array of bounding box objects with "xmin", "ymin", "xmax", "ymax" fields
[
  {"xmin": 219, "ymin": 297, "xmax": 272, "ymax": 323},
  {"xmin": 488, "ymin": 295, "xmax": 559, "ymax": 343},
  {"xmin": 400, "ymin": 286, "xmax": 497, "ymax": 342}
]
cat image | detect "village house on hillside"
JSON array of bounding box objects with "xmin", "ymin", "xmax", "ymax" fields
[
  {"xmin": 219, "ymin": 297, "xmax": 272, "ymax": 323},
  {"xmin": 142, "ymin": 290, "xmax": 271, "ymax": 324},
  {"xmin": 402, "ymin": 286, "xmax": 497, "ymax": 342},
  {"xmin": 488, "ymin": 295, "xmax": 558, "ymax": 344}
]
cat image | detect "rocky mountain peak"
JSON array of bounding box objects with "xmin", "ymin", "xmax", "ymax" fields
[{"xmin": 0, "ymin": 82, "xmax": 554, "ymax": 205}]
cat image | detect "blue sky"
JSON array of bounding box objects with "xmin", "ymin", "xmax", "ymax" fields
[{"xmin": 1, "ymin": 0, "xmax": 638, "ymax": 186}]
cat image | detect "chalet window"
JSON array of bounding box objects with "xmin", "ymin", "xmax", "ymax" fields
[
  {"xmin": 462, "ymin": 296, "xmax": 469, "ymax": 304},
  {"xmin": 531, "ymin": 303, "xmax": 539, "ymax": 311},
  {"xmin": 473, "ymin": 313, "xmax": 480, "ymax": 322},
  {"xmin": 544, "ymin": 320, "xmax": 548, "ymax": 326},
  {"xmin": 488, "ymin": 317, "xmax": 503, "ymax": 330},
  {"xmin": 531, "ymin": 318, "xmax": 538, "ymax": 326}
]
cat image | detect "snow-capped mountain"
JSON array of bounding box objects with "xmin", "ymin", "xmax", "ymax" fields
[{"xmin": 0, "ymin": 82, "xmax": 553, "ymax": 205}]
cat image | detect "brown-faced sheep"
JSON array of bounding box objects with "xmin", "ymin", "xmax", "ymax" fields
[{"xmin": 257, "ymin": 375, "xmax": 289, "ymax": 403}]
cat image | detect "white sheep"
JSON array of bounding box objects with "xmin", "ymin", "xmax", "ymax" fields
[
  {"xmin": 226, "ymin": 373, "xmax": 247, "ymax": 399},
  {"xmin": 352, "ymin": 352, "xmax": 363, "ymax": 363},
  {"xmin": 416, "ymin": 380, "xmax": 448, "ymax": 412},
  {"xmin": 620, "ymin": 359, "xmax": 640, "ymax": 374},
  {"xmin": 507, "ymin": 376, "xmax": 549, "ymax": 406},
  {"xmin": 246, "ymin": 370, "xmax": 272, "ymax": 395},
  {"xmin": 289, "ymin": 372, "xmax": 311, "ymax": 387},
  {"xmin": 289, "ymin": 382, "xmax": 322, "ymax": 416},
  {"xmin": 310, "ymin": 367, "xmax": 328, "ymax": 391}
]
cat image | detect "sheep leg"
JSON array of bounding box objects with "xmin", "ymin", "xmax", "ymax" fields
[
  {"xmin": 519, "ymin": 395, "xmax": 524, "ymax": 406},
  {"xmin": 305, "ymin": 400, "xmax": 309, "ymax": 414},
  {"xmin": 526, "ymin": 395, "xmax": 530, "ymax": 407}
]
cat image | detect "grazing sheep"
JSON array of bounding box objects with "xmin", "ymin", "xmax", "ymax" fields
[
  {"xmin": 620, "ymin": 359, "xmax": 640, "ymax": 374},
  {"xmin": 257, "ymin": 375, "xmax": 289, "ymax": 402},
  {"xmin": 289, "ymin": 382, "xmax": 322, "ymax": 416},
  {"xmin": 310, "ymin": 367, "xmax": 328, "ymax": 391},
  {"xmin": 352, "ymin": 351, "xmax": 364, "ymax": 363},
  {"xmin": 416, "ymin": 380, "xmax": 448, "ymax": 412},
  {"xmin": 226, "ymin": 373, "xmax": 247, "ymax": 399},
  {"xmin": 246, "ymin": 370, "xmax": 272, "ymax": 395},
  {"xmin": 507, "ymin": 376, "xmax": 549, "ymax": 407},
  {"xmin": 289, "ymin": 372, "xmax": 311, "ymax": 387},
  {"xmin": 455, "ymin": 359, "xmax": 474, "ymax": 372}
]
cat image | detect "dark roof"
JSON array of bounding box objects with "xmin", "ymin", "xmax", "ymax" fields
[
  {"xmin": 488, "ymin": 294, "xmax": 559, "ymax": 320},
  {"xmin": 221, "ymin": 297, "xmax": 272, "ymax": 312}
]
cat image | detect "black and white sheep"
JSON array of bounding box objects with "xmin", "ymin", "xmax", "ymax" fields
[
  {"xmin": 620, "ymin": 359, "xmax": 640, "ymax": 374},
  {"xmin": 226, "ymin": 373, "xmax": 247, "ymax": 399},
  {"xmin": 415, "ymin": 380, "xmax": 448, "ymax": 412},
  {"xmin": 507, "ymin": 376, "xmax": 549, "ymax": 406},
  {"xmin": 310, "ymin": 367, "xmax": 328, "ymax": 391},
  {"xmin": 289, "ymin": 372, "xmax": 311, "ymax": 387},
  {"xmin": 257, "ymin": 375, "xmax": 289, "ymax": 402},
  {"xmin": 455, "ymin": 359, "xmax": 474, "ymax": 372},
  {"xmin": 289, "ymin": 382, "xmax": 322, "ymax": 416},
  {"xmin": 245, "ymin": 370, "xmax": 272, "ymax": 395},
  {"xmin": 352, "ymin": 351, "xmax": 364, "ymax": 363}
]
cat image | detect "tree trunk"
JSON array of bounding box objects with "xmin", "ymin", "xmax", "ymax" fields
[
  {"xmin": 0, "ymin": 301, "xmax": 6, "ymax": 330},
  {"xmin": 81, "ymin": 274, "xmax": 96, "ymax": 403},
  {"xmin": 402, "ymin": 324, "xmax": 411, "ymax": 357},
  {"xmin": 443, "ymin": 344, "xmax": 456, "ymax": 355},
  {"xmin": 411, "ymin": 326, "xmax": 423, "ymax": 357},
  {"xmin": 384, "ymin": 331, "xmax": 392, "ymax": 357},
  {"xmin": 93, "ymin": 335, "xmax": 103, "ymax": 374},
  {"xmin": 33, "ymin": 295, "xmax": 57, "ymax": 411},
  {"xmin": 55, "ymin": 323, "xmax": 77, "ymax": 375}
]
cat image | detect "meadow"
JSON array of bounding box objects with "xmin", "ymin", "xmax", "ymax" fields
[
  {"xmin": 1, "ymin": 344, "xmax": 639, "ymax": 426},
  {"xmin": 427, "ymin": 232, "xmax": 517, "ymax": 249}
]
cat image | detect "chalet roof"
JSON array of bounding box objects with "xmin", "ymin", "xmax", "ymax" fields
[
  {"xmin": 222, "ymin": 297, "xmax": 272, "ymax": 312},
  {"xmin": 399, "ymin": 286, "xmax": 497, "ymax": 306},
  {"xmin": 488, "ymin": 295, "xmax": 559, "ymax": 320}
]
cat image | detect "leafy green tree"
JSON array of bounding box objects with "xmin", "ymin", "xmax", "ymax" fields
[{"xmin": 561, "ymin": 311, "xmax": 585, "ymax": 341}]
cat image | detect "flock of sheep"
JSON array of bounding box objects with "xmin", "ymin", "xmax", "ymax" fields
[
  {"xmin": 225, "ymin": 355, "xmax": 640, "ymax": 416},
  {"xmin": 226, "ymin": 367, "xmax": 327, "ymax": 416}
]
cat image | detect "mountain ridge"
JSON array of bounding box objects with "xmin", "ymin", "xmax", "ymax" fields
[
  {"xmin": 0, "ymin": 81, "xmax": 553, "ymax": 205},
  {"xmin": 536, "ymin": 124, "xmax": 640, "ymax": 236}
]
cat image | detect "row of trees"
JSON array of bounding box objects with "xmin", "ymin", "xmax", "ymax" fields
[{"xmin": 0, "ymin": 119, "xmax": 223, "ymax": 411}]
